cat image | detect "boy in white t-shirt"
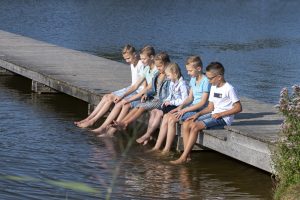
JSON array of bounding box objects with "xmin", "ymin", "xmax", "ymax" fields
[{"xmin": 171, "ymin": 62, "xmax": 242, "ymax": 164}]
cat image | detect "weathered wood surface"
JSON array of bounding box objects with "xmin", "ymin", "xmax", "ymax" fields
[
  {"xmin": 0, "ymin": 30, "xmax": 130, "ymax": 105},
  {"xmin": 200, "ymin": 97, "xmax": 283, "ymax": 172},
  {"xmin": 0, "ymin": 30, "xmax": 283, "ymax": 173}
]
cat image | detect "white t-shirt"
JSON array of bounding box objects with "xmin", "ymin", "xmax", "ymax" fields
[
  {"xmin": 131, "ymin": 60, "xmax": 144, "ymax": 93},
  {"xmin": 209, "ymin": 82, "xmax": 240, "ymax": 125}
]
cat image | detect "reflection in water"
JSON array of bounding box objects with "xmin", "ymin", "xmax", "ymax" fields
[
  {"xmin": 2, "ymin": 0, "xmax": 298, "ymax": 198},
  {"xmin": 0, "ymin": 76, "xmax": 273, "ymax": 199}
]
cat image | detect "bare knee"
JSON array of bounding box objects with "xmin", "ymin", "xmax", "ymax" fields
[
  {"xmin": 168, "ymin": 115, "xmax": 178, "ymax": 125},
  {"xmin": 182, "ymin": 121, "xmax": 191, "ymax": 129},
  {"xmin": 103, "ymin": 94, "xmax": 114, "ymax": 102},
  {"xmin": 157, "ymin": 110, "xmax": 163, "ymax": 117},
  {"xmin": 122, "ymin": 103, "xmax": 131, "ymax": 110},
  {"xmin": 115, "ymin": 102, "xmax": 123, "ymax": 109},
  {"xmin": 150, "ymin": 109, "xmax": 157, "ymax": 117},
  {"xmin": 190, "ymin": 122, "xmax": 205, "ymax": 133}
]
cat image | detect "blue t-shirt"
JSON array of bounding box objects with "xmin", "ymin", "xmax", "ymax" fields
[{"xmin": 189, "ymin": 76, "xmax": 211, "ymax": 105}]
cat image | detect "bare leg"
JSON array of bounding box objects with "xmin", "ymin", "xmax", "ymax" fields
[
  {"xmin": 136, "ymin": 109, "xmax": 163, "ymax": 145},
  {"xmin": 170, "ymin": 121, "xmax": 205, "ymax": 164},
  {"xmin": 77, "ymin": 94, "xmax": 115, "ymax": 128},
  {"xmin": 75, "ymin": 94, "xmax": 113, "ymax": 125},
  {"xmin": 162, "ymin": 115, "xmax": 179, "ymax": 153},
  {"xmin": 151, "ymin": 114, "xmax": 170, "ymax": 151},
  {"xmin": 119, "ymin": 108, "xmax": 139, "ymax": 124},
  {"xmin": 117, "ymin": 103, "xmax": 132, "ymax": 121},
  {"xmin": 105, "ymin": 126, "xmax": 118, "ymax": 137},
  {"xmin": 91, "ymin": 102, "xmax": 123, "ymax": 133},
  {"xmin": 113, "ymin": 107, "xmax": 146, "ymax": 130},
  {"xmin": 98, "ymin": 104, "xmax": 132, "ymax": 137},
  {"xmin": 136, "ymin": 109, "xmax": 156, "ymax": 144},
  {"xmin": 181, "ymin": 120, "xmax": 194, "ymax": 160}
]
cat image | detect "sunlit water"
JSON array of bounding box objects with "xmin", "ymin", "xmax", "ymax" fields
[
  {"xmin": 0, "ymin": 0, "xmax": 299, "ymax": 104},
  {"xmin": 1, "ymin": 0, "xmax": 298, "ymax": 199},
  {"xmin": 0, "ymin": 76, "xmax": 273, "ymax": 199}
]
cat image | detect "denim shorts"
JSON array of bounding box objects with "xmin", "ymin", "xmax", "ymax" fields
[
  {"xmin": 195, "ymin": 113, "xmax": 226, "ymax": 129},
  {"xmin": 112, "ymin": 86, "xmax": 131, "ymax": 97},
  {"xmin": 129, "ymin": 99, "xmax": 141, "ymax": 108},
  {"xmin": 180, "ymin": 111, "xmax": 199, "ymax": 121}
]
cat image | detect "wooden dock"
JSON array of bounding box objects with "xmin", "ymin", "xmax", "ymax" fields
[{"xmin": 0, "ymin": 30, "xmax": 283, "ymax": 173}]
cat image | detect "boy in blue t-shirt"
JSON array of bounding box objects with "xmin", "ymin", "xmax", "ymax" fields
[{"xmin": 171, "ymin": 62, "xmax": 242, "ymax": 164}]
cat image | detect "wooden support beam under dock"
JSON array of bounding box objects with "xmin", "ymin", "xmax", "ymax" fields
[{"xmin": 0, "ymin": 30, "xmax": 283, "ymax": 173}]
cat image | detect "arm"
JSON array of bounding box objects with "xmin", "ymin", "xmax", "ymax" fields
[
  {"xmin": 169, "ymin": 89, "xmax": 193, "ymax": 113},
  {"xmin": 125, "ymin": 82, "xmax": 152, "ymax": 103},
  {"xmin": 181, "ymin": 92, "xmax": 209, "ymax": 114},
  {"xmin": 212, "ymin": 101, "xmax": 242, "ymax": 119},
  {"xmin": 168, "ymin": 81, "xmax": 189, "ymax": 106},
  {"xmin": 186, "ymin": 102, "xmax": 214, "ymax": 121},
  {"xmin": 114, "ymin": 77, "xmax": 145, "ymax": 103}
]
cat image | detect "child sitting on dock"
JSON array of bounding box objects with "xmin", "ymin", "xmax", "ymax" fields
[
  {"xmin": 108, "ymin": 52, "xmax": 171, "ymax": 134},
  {"xmin": 91, "ymin": 46, "xmax": 158, "ymax": 135},
  {"xmin": 171, "ymin": 62, "xmax": 242, "ymax": 164},
  {"xmin": 146, "ymin": 56, "xmax": 211, "ymax": 153},
  {"xmin": 74, "ymin": 44, "xmax": 144, "ymax": 128},
  {"xmin": 136, "ymin": 62, "xmax": 189, "ymax": 145}
]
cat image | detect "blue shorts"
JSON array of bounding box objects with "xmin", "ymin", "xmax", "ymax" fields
[
  {"xmin": 129, "ymin": 99, "xmax": 141, "ymax": 108},
  {"xmin": 179, "ymin": 104, "xmax": 206, "ymax": 121},
  {"xmin": 112, "ymin": 86, "xmax": 131, "ymax": 97},
  {"xmin": 180, "ymin": 111, "xmax": 199, "ymax": 121},
  {"xmin": 195, "ymin": 113, "xmax": 226, "ymax": 129}
]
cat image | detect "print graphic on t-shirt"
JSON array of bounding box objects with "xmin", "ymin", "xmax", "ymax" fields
[{"xmin": 214, "ymin": 93, "xmax": 222, "ymax": 98}]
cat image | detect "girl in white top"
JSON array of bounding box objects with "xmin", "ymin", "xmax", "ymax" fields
[
  {"xmin": 136, "ymin": 63, "xmax": 189, "ymax": 145},
  {"xmin": 75, "ymin": 44, "xmax": 145, "ymax": 128}
]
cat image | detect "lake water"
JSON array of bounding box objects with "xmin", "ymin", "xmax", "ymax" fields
[{"xmin": 1, "ymin": 0, "xmax": 299, "ymax": 199}]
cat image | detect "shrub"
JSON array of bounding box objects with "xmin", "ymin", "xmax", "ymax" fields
[{"xmin": 273, "ymin": 85, "xmax": 300, "ymax": 200}]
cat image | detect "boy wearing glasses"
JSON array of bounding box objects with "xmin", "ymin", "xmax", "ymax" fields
[{"xmin": 171, "ymin": 62, "xmax": 242, "ymax": 164}]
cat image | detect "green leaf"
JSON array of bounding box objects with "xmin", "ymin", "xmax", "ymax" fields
[{"xmin": 46, "ymin": 180, "xmax": 100, "ymax": 194}]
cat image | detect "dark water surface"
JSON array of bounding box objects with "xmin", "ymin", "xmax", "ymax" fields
[
  {"xmin": 0, "ymin": 76, "xmax": 273, "ymax": 199},
  {"xmin": 0, "ymin": 0, "xmax": 299, "ymax": 103},
  {"xmin": 0, "ymin": 0, "xmax": 298, "ymax": 199}
]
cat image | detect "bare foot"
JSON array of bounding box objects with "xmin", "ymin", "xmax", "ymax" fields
[
  {"xmin": 91, "ymin": 126, "xmax": 106, "ymax": 134},
  {"xmin": 74, "ymin": 118, "xmax": 89, "ymax": 125},
  {"xmin": 161, "ymin": 150, "xmax": 170, "ymax": 156},
  {"xmin": 146, "ymin": 147, "xmax": 159, "ymax": 153},
  {"xmin": 111, "ymin": 120, "xmax": 127, "ymax": 130},
  {"xmin": 97, "ymin": 132, "xmax": 114, "ymax": 138},
  {"xmin": 170, "ymin": 157, "xmax": 187, "ymax": 165},
  {"xmin": 97, "ymin": 133, "xmax": 108, "ymax": 138},
  {"xmin": 136, "ymin": 135, "xmax": 152, "ymax": 145},
  {"xmin": 77, "ymin": 120, "xmax": 94, "ymax": 128}
]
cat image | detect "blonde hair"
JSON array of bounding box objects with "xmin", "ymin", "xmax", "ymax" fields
[
  {"xmin": 154, "ymin": 52, "xmax": 170, "ymax": 65},
  {"xmin": 186, "ymin": 56, "xmax": 203, "ymax": 68},
  {"xmin": 122, "ymin": 44, "xmax": 136, "ymax": 55},
  {"xmin": 140, "ymin": 45, "xmax": 155, "ymax": 57},
  {"xmin": 165, "ymin": 62, "xmax": 182, "ymax": 79}
]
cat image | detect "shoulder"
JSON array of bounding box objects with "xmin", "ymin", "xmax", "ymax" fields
[
  {"xmin": 179, "ymin": 77, "xmax": 188, "ymax": 86},
  {"xmin": 224, "ymin": 82, "xmax": 235, "ymax": 91},
  {"xmin": 210, "ymin": 85, "xmax": 217, "ymax": 92},
  {"xmin": 202, "ymin": 75, "xmax": 209, "ymax": 83},
  {"xmin": 143, "ymin": 65, "xmax": 150, "ymax": 72},
  {"xmin": 137, "ymin": 60, "xmax": 144, "ymax": 69},
  {"xmin": 222, "ymin": 82, "xmax": 239, "ymax": 96},
  {"xmin": 189, "ymin": 77, "xmax": 196, "ymax": 84}
]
